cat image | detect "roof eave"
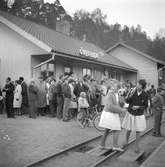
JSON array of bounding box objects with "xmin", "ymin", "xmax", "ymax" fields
[{"xmin": 53, "ymin": 50, "xmax": 137, "ymax": 72}]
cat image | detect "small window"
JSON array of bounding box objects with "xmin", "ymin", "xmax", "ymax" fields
[
  {"xmin": 116, "ymin": 72, "xmax": 121, "ymax": 81},
  {"xmin": 64, "ymin": 66, "xmax": 72, "ymax": 74},
  {"xmin": 109, "ymin": 71, "xmax": 116, "ymax": 79},
  {"xmin": 41, "ymin": 64, "xmax": 47, "ymax": 72},
  {"xmin": 83, "ymin": 68, "xmax": 91, "ymax": 76},
  {"xmin": 159, "ymin": 69, "xmax": 163, "ymax": 79},
  {"xmin": 48, "ymin": 64, "xmax": 54, "ymax": 72}
]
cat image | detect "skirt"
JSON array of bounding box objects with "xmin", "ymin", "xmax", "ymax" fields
[
  {"xmin": 99, "ymin": 110, "xmax": 121, "ymax": 130},
  {"xmin": 122, "ymin": 112, "xmax": 146, "ymax": 132}
]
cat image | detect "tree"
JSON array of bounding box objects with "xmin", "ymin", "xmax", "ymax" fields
[{"xmin": 0, "ymin": 0, "xmax": 68, "ymax": 30}]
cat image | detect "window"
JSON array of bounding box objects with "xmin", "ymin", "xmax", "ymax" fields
[
  {"xmin": 48, "ymin": 64, "xmax": 54, "ymax": 72},
  {"xmin": 116, "ymin": 72, "xmax": 121, "ymax": 81},
  {"xmin": 41, "ymin": 64, "xmax": 47, "ymax": 72},
  {"xmin": 159, "ymin": 69, "xmax": 163, "ymax": 79},
  {"xmin": 64, "ymin": 66, "xmax": 72, "ymax": 74},
  {"xmin": 83, "ymin": 68, "xmax": 91, "ymax": 76}
]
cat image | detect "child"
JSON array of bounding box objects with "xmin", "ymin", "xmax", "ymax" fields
[{"xmin": 77, "ymin": 92, "xmax": 89, "ymax": 128}]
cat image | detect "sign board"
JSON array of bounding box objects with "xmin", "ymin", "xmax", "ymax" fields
[{"xmin": 79, "ymin": 47, "xmax": 104, "ymax": 59}]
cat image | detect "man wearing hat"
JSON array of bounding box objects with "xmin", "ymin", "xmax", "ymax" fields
[{"xmin": 152, "ymin": 86, "xmax": 165, "ymax": 137}]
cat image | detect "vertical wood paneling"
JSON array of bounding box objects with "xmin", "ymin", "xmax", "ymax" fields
[
  {"xmin": 0, "ymin": 23, "xmax": 47, "ymax": 85},
  {"xmin": 109, "ymin": 46, "xmax": 159, "ymax": 88}
]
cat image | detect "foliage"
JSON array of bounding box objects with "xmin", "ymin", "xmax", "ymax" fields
[
  {"xmin": 0, "ymin": 2, "xmax": 165, "ymax": 61},
  {"xmin": 71, "ymin": 9, "xmax": 165, "ymax": 61},
  {"xmin": 0, "ymin": 0, "xmax": 71, "ymax": 29}
]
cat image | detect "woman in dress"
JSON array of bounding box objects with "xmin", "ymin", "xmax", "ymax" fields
[
  {"xmin": 99, "ymin": 81, "xmax": 126, "ymax": 151},
  {"xmin": 122, "ymin": 79, "xmax": 148, "ymax": 153},
  {"xmin": 13, "ymin": 80, "xmax": 22, "ymax": 115}
]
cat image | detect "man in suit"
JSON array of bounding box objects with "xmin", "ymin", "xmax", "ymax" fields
[
  {"xmin": 3, "ymin": 77, "xmax": 15, "ymax": 118},
  {"xmin": 19, "ymin": 77, "xmax": 29, "ymax": 114},
  {"xmin": 152, "ymin": 86, "xmax": 165, "ymax": 137},
  {"xmin": 62, "ymin": 76, "xmax": 71, "ymax": 121},
  {"xmin": 73, "ymin": 79, "xmax": 88, "ymax": 99},
  {"xmin": 56, "ymin": 75, "xmax": 64, "ymax": 119}
]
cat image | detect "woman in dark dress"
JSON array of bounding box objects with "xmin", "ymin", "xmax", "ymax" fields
[{"xmin": 0, "ymin": 87, "xmax": 4, "ymax": 114}]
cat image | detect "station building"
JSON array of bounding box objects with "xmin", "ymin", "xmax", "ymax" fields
[
  {"xmin": 0, "ymin": 11, "xmax": 137, "ymax": 86},
  {"xmin": 106, "ymin": 42, "xmax": 165, "ymax": 88}
]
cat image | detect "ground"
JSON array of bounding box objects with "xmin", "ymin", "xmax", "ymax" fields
[
  {"xmin": 0, "ymin": 114, "xmax": 101, "ymax": 167},
  {"xmin": 0, "ymin": 113, "xmax": 164, "ymax": 167}
]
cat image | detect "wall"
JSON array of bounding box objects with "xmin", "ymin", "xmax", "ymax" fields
[
  {"xmin": 53, "ymin": 56, "xmax": 133, "ymax": 83},
  {"xmin": 109, "ymin": 45, "xmax": 158, "ymax": 88},
  {"xmin": 0, "ymin": 22, "xmax": 48, "ymax": 86}
]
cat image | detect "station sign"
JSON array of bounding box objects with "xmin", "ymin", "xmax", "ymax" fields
[{"xmin": 79, "ymin": 47, "xmax": 104, "ymax": 59}]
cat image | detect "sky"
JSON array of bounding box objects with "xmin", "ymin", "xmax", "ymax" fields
[{"xmin": 45, "ymin": 0, "xmax": 165, "ymax": 38}]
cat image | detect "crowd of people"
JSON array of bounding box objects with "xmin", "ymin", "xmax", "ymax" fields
[
  {"xmin": 0, "ymin": 73, "xmax": 163, "ymax": 121},
  {"xmin": 0, "ymin": 73, "xmax": 136, "ymax": 120},
  {"xmin": 0, "ymin": 72, "xmax": 165, "ymax": 153}
]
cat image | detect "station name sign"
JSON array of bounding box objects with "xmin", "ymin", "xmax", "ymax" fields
[{"xmin": 79, "ymin": 47, "xmax": 104, "ymax": 59}]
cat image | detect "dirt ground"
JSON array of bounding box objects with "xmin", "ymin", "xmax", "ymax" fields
[
  {"xmin": 0, "ymin": 113, "xmax": 164, "ymax": 167},
  {"xmin": 0, "ymin": 114, "xmax": 101, "ymax": 167}
]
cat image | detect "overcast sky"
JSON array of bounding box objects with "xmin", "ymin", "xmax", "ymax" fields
[{"xmin": 45, "ymin": 0, "xmax": 165, "ymax": 38}]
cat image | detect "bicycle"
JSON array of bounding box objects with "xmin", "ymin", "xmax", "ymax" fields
[{"xmin": 76, "ymin": 105, "xmax": 105, "ymax": 131}]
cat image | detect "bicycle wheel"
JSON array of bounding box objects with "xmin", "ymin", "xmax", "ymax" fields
[
  {"xmin": 76, "ymin": 111, "xmax": 85, "ymax": 128},
  {"xmin": 92, "ymin": 113, "xmax": 105, "ymax": 132}
]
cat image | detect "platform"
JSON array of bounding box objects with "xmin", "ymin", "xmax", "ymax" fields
[
  {"xmin": 118, "ymin": 149, "xmax": 145, "ymax": 162},
  {"xmin": 140, "ymin": 140, "xmax": 165, "ymax": 167}
]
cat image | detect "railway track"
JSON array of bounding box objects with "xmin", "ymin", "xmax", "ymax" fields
[{"xmin": 24, "ymin": 116, "xmax": 162, "ymax": 167}]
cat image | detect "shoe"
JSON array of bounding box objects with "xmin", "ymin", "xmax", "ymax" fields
[
  {"xmin": 155, "ymin": 134, "xmax": 163, "ymax": 137},
  {"xmin": 99, "ymin": 146, "xmax": 111, "ymax": 150},
  {"xmin": 112, "ymin": 147, "xmax": 124, "ymax": 152},
  {"xmin": 62, "ymin": 119, "xmax": 70, "ymax": 122}
]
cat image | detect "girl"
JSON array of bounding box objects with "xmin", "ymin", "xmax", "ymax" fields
[{"xmin": 99, "ymin": 81, "xmax": 126, "ymax": 151}]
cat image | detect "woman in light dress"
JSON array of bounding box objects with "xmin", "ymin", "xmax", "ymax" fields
[
  {"xmin": 99, "ymin": 81, "xmax": 126, "ymax": 151},
  {"xmin": 13, "ymin": 80, "xmax": 22, "ymax": 115},
  {"xmin": 100, "ymin": 80, "xmax": 107, "ymax": 109}
]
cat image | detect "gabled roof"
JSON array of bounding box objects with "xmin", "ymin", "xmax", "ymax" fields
[
  {"xmin": 106, "ymin": 42, "xmax": 165, "ymax": 65},
  {"xmin": 0, "ymin": 11, "xmax": 137, "ymax": 72}
]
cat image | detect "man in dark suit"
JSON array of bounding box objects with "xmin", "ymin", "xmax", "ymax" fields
[
  {"xmin": 19, "ymin": 77, "xmax": 29, "ymax": 114},
  {"xmin": 152, "ymin": 86, "xmax": 165, "ymax": 137},
  {"xmin": 62, "ymin": 76, "xmax": 71, "ymax": 121},
  {"xmin": 56, "ymin": 75, "xmax": 64, "ymax": 119},
  {"xmin": 3, "ymin": 77, "xmax": 15, "ymax": 118},
  {"xmin": 74, "ymin": 79, "xmax": 88, "ymax": 98}
]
